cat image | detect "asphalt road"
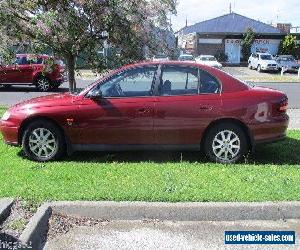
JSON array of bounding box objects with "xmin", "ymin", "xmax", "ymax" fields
[
  {"xmin": 0, "ymin": 80, "xmax": 299, "ymax": 108},
  {"xmin": 44, "ymin": 219, "xmax": 300, "ymax": 250}
]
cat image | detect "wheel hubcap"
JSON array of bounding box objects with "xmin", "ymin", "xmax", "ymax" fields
[
  {"xmin": 38, "ymin": 78, "xmax": 49, "ymax": 91},
  {"xmin": 212, "ymin": 130, "xmax": 240, "ymax": 161},
  {"xmin": 28, "ymin": 128, "xmax": 57, "ymax": 159}
]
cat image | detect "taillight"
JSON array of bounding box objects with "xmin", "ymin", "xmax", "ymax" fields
[{"xmin": 277, "ymin": 97, "xmax": 288, "ymax": 113}]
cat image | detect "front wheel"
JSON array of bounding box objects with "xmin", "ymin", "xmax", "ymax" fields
[
  {"xmin": 257, "ymin": 65, "xmax": 262, "ymax": 73},
  {"xmin": 203, "ymin": 123, "xmax": 249, "ymax": 164},
  {"xmin": 35, "ymin": 76, "xmax": 51, "ymax": 91},
  {"xmin": 22, "ymin": 120, "xmax": 65, "ymax": 161}
]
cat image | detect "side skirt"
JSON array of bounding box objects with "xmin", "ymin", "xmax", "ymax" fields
[{"xmin": 71, "ymin": 144, "xmax": 201, "ymax": 152}]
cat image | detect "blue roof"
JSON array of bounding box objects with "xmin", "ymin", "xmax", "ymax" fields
[{"xmin": 180, "ymin": 13, "xmax": 283, "ymax": 35}]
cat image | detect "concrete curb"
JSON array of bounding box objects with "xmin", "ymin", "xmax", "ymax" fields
[
  {"xmin": 17, "ymin": 201, "xmax": 300, "ymax": 249},
  {"xmin": 50, "ymin": 201, "xmax": 300, "ymax": 222},
  {"xmin": 0, "ymin": 198, "xmax": 14, "ymax": 224},
  {"xmin": 19, "ymin": 203, "xmax": 52, "ymax": 250}
]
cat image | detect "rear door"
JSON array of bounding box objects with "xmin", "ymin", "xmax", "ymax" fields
[{"xmin": 154, "ymin": 64, "xmax": 222, "ymax": 146}]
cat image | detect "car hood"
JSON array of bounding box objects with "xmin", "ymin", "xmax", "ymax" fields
[
  {"xmin": 201, "ymin": 61, "xmax": 221, "ymax": 66},
  {"xmin": 277, "ymin": 61, "xmax": 299, "ymax": 67},
  {"xmin": 261, "ymin": 60, "xmax": 277, "ymax": 65},
  {"xmin": 11, "ymin": 93, "xmax": 76, "ymax": 111}
]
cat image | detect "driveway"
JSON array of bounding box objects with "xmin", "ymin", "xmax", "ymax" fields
[
  {"xmin": 1, "ymin": 78, "xmax": 300, "ymax": 108},
  {"xmin": 44, "ymin": 219, "xmax": 300, "ymax": 250},
  {"xmin": 0, "ymin": 79, "xmax": 94, "ymax": 107}
]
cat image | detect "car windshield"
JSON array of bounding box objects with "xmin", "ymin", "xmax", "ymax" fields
[
  {"xmin": 260, "ymin": 55, "xmax": 272, "ymax": 60},
  {"xmin": 201, "ymin": 56, "xmax": 217, "ymax": 61},
  {"xmin": 179, "ymin": 55, "xmax": 194, "ymax": 61}
]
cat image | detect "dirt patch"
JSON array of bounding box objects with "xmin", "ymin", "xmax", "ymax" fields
[
  {"xmin": 47, "ymin": 212, "xmax": 109, "ymax": 240},
  {"xmin": 0, "ymin": 199, "xmax": 39, "ymax": 238}
]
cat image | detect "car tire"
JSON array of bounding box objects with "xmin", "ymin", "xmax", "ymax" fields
[
  {"xmin": 203, "ymin": 123, "xmax": 249, "ymax": 164},
  {"xmin": 35, "ymin": 76, "xmax": 51, "ymax": 91},
  {"xmin": 22, "ymin": 120, "xmax": 65, "ymax": 162},
  {"xmin": 3, "ymin": 84, "xmax": 12, "ymax": 89},
  {"xmin": 257, "ymin": 65, "xmax": 262, "ymax": 73}
]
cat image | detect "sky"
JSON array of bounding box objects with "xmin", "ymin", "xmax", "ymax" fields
[{"xmin": 171, "ymin": 0, "xmax": 300, "ymax": 31}]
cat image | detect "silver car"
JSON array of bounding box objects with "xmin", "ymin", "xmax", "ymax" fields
[{"xmin": 275, "ymin": 55, "xmax": 300, "ymax": 73}]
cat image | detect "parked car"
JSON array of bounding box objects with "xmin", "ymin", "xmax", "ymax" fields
[
  {"xmin": 178, "ymin": 54, "xmax": 195, "ymax": 62},
  {"xmin": 195, "ymin": 55, "xmax": 222, "ymax": 69},
  {"xmin": 0, "ymin": 61, "xmax": 289, "ymax": 163},
  {"xmin": 152, "ymin": 55, "xmax": 170, "ymax": 62},
  {"xmin": 0, "ymin": 54, "xmax": 66, "ymax": 91},
  {"xmin": 248, "ymin": 53, "xmax": 279, "ymax": 72},
  {"xmin": 275, "ymin": 55, "xmax": 300, "ymax": 73}
]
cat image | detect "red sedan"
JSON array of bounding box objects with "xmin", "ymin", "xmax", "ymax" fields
[{"xmin": 0, "ymin": 61, "xmax": 289, "ymax": 163}]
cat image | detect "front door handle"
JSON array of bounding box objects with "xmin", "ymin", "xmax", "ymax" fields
[{"xmin": 137, "ymin": 107, "xmax": 152, "ymax": 114}]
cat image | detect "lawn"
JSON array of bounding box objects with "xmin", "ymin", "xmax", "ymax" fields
[{"xmin": 1, "ymin": 107, "xmax": 300, "ymax": 203}]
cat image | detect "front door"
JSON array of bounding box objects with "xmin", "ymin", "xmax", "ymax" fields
[
  {"xmin": 154, "ymin": 65, "xmax": 222, "ymax": 146},
  {"xmin": 76, "ymin": 65, "xmax": 158, "ymax": 146}
]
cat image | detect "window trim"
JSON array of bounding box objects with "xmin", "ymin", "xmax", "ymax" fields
[
  {"xmin": 85, "ymin": 65, "xmax": 159, "ymax": 99},
  {"xmin": 157, "ymin": 64, "xmax": 222, "ymax": 97}
]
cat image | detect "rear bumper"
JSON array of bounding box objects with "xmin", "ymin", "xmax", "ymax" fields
[
  {"xmin": 250, "ymin": 114, "xmax": 289, "ymax": 146},
  {"xmin": 254, "ymin": 134, "xmax": 286, "ymax": 145},
  {"xmin": 0, "ymin": 120, "xmax": 19, "ymax": 146}
]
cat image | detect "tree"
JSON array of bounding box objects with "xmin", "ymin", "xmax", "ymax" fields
[
  {"xmin": 0, "ymin": 0, "xmax": 176, "ymax": 91},
  {"xmin": 241, "ymin": 28, "xmax": 255, "ymax": 62},
  {"xmin": 279, "ymin": 35, "xmax": 298, "ymax": 56}
]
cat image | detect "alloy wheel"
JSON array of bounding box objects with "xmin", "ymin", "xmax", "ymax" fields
[
  {"xmin": 37, "ymin": 77, "xmax": 50, "ymax": 91},
  {"xmin": 28, "ymin": 128, "xmax": 57, "ymax": 159},
  {"xmin": 212, "ymin": 130, "xmax": 241, "ymax": 161}
]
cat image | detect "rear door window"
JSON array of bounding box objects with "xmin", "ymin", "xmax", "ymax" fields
[
  {"xmin": 160, "ymin": 65, "xmax": 199, "ymax": 96},
  {"xmin": 199, "ymin": 70, "xmax": 220, "ymax": 94}
]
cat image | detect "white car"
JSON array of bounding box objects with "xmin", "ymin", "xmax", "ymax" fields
[
  {"xmin": 178, "ymin": 54, "xmax": 195, "ymax": 63},
  {"xmin": 248, "ymin": 53, "xmax": 279, "ymax": 72},
  {"xmin": 195, "ymin": 55, "xmax": 222, "ymax": 69},
  {"xmin": 152, "ymin": 55, "xmax": 169, "ymax": 62}
]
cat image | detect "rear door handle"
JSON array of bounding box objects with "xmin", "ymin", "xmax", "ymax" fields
[{"xmin": 199, "ymin": 105, "xmax": 213, "ymax": 111}]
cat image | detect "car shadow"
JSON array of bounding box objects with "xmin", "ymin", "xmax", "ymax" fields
[
  {"xmin": 0, "ymin": 86, "xmax": 68, "ymax": 93},
  {"xmin": 54, "ymin": 137, "xmax": 300, "ymax": 165}
]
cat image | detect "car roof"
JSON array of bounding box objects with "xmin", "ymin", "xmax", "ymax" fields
[
  {"xmin": 277, "ymin": 55, "xmax": 294, "ymax": 57},
  {"xmin": 16, "ymin": 54, "xmax": 50, "ymax": 59},
  {"xmin": 257, "ymin": 53, "xmax": 271, "ymax": 55}
]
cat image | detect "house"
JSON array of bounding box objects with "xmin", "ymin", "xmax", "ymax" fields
[{"xmin": 176, "ymin": 12, "xmax": 288, "ymax": 63}]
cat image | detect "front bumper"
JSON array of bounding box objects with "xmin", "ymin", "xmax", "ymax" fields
[
  {"xmin": 0, "ymin": 120, "xmax": 19, "ymax": 146},
  {"xmin": 261, "ymin": 66, "xmax": 278, "ymax": 71}
]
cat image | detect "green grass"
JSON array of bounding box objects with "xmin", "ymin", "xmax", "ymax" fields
[{"xmin": 1, "ymin": 107, "xmax": 300, "ymax": 202}]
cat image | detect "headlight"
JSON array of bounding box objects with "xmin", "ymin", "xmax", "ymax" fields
[{"xmin": 1, "ymin": 111, "xmax": 11, "ymax": 121}]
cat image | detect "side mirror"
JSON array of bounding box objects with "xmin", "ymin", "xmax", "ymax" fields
[{"xmin": 87, "ymin": 89, "xmax": 103, "ymax": 100}]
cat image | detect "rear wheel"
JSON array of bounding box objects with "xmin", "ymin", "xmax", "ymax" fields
[
  {"xmin": 203, "ymin": 123, "xmax": 249, "ymax": 164},
  {"xmin": 22, "ymin": 120, "xmax": 65, "ymax": 161},
  {"xmin": 35, "ymin": 76, "xmax": 51, "ymax": 91}
]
